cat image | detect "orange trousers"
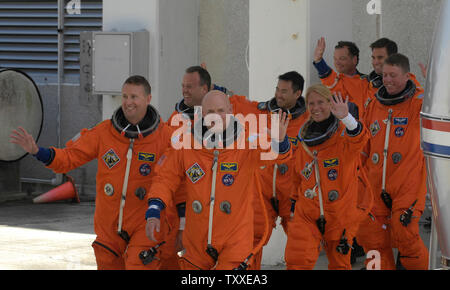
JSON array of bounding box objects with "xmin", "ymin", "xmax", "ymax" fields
[
  {"xmin": 159, "ymin": 213, "xmax": 182, "ymax": 270},
  {"xmin": 285, "ymin": 216, "xmax": 355, "ymax": 270},
  {"xmin": 357, "ymin": 210, "xmax": 429, "ymax": 270},
  {"xmin": 91, "ymin": 223, "xmax": 162, "ymax": 270}
]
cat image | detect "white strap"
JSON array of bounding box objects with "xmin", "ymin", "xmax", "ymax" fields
[
  {"xmin": 148, "ymin": 205, "xmax": 160, "ymax": 211},
  {"xmin": 118, "ymin": 139, "xmax": 134, "ymax": 233},
  {"xmin": 272, "ymin": 164, "xmax": 278, "ymax": 199},
  {"xmin": 326, "ymin": 76, "xmax": 339, "ymax": 90},
  {"xmin": 382, "ymin": 109, "xmax": 393, "ymax": 191},
  {"xmin": 179, "ymin": 217, "xmax": 186, "ymax": 231},
  {"xmin": 312, "ymin": 151, "xmax": 325, "ymax": 217},
  {"xmin": 207, "ymin": 150, "xmax": 220, "ymax": 246}
]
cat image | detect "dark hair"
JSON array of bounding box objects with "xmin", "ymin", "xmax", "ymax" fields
[
  {"xmin": 185, "ymin": 66, "xmax": 212, "ymax": 91},
  {"xmin": 278, "ymin": 71, "xmax": 305, "ymax": 93},
  {"xmin": 370, "ymin": 38, "xmax": 398, "ymax": 56},
  {"xmin": 124, "ymin": 75, "xmax": 151, "ymax": 95},
  {"xmin": 384, "ymin": 53, "xmax": 410, "ymax": 73},
  {"xmin": 335, "ymin": 41, "xmax": 360, "ymax": 65}
]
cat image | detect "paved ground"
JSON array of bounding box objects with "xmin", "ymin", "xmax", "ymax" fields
[
  {"xmin": 0, "ymin": 199, "xmax": 96, "ymax": 270},
  {"xmin": 0, "ymin": 196, "xmax": 435, "ymax": 270}
]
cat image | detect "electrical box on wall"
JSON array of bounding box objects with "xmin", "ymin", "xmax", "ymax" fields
[{"xmin": 91, "ymin": 31, "xmax": 149, "ymax": 95}]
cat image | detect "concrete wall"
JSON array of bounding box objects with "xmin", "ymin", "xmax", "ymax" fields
[
  {"xmin": 158, "ymin": 0, "xmax": 200, "ymax": 120},
  {"xmin": 199, "ymin": 0, "xmax": 249, "ymax": 96},
  {"xmin": 309, "ymin": 0, "xmax": 353, "ymax": 86},
  {"xmin": 352, "ymin": 0, "xmax": 379, "ymax": 77},
  {"xmin": 352, "ymin": 0, "xmax": 442, "ymax": 86},
  {"xmin": 249, "ymin": 0, "xmax": 309, "ymax": 101}
]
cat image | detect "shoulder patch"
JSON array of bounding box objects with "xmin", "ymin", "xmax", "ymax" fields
[
  {"xmin": 393, "ymin": 118, "xmax": 408, "ymax": 126},
  {"xmin": 364, "ymin": 97, "xmax": 372, "ymax": 109},
  {"xmin": 323, "ymin": 158, "xmax": 339, "ymax": 168},
  {"xmin": 370, "ymin": 120, "xmax": 381, "ymax": 137},
  {"xmin": 288, "ymin": 136, "xmax": 299, "ymax": 146},
  {"xmin": 138, "ymin": 152, "xmax": 156, "ymax": 162},
  {"xmin": 257, "ymin": 102, "xmax": 268, "ymax": 111},
  {"xmin": 301, "ymin": 162, "xmax": 313, "ymax": 180},
  {"xmin": 220, "ymin": 162, "xmax": 238, "ymax": 172},
  {"xmin": 186, "ymin": 163, "xmax": 205, "ymax": 184},
  {"xmin": 102, "ymin": 149, "xmax": 120, "ymax": 169}
]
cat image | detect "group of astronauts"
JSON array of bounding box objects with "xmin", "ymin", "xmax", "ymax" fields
[{"xmin": 10, "ymin": 36, "xmax": 429, "ymax": 270}]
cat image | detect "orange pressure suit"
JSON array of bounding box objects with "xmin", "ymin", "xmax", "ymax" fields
[
  {"xmin": 285, "ymin": 116, "xmax": 370, "ymax": 270},
  {"xmin": 46, "ymin": 106, "xmax": 173, "ymax": 270},
  {"xmin": 148, "ymin": 117, "xmax": 292, "ymax": 270},
  {"xmin": 159, "ymin": 100, "xmax": 198, "ymax": 270},
  {"xmin": 363, "ymin": 71, "xmax": 423, "ymax": 112},
  {"xmin": 162, "ymin": 96, "xmax": 264, "ymax": 269},
  {"xmin": 229, "ymin": 95, "xmax": 310, "ymax": 269},
  {"xmin": 357, "ymin": 81, "xmax": 429, "ymax": 270},
  {"xmin": 315, "ymin": 63, "xmax": 369, "ymax": 117}
]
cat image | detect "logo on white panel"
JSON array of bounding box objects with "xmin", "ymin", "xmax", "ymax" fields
[{"xmin": 367, "ymin": 0, "xmax": 382, "ymax": 15}]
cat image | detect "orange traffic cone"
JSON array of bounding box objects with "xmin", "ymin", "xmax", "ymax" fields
[{"xmin": 33, "ymin": 175, "xmax": 80, "ymax": 204}]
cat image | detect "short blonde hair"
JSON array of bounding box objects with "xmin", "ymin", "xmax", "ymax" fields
[{"xmin": 305, "ymin": 84, "xmax": 332, "ymax": 105}]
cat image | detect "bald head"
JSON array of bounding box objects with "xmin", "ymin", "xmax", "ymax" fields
[
  {"xmin": 201, "ymin": 90, "xmax": 233, "ymax": 131},
  {"xmin": 202, "ymin": 90, "xmax": 232, "ymax": 115}
]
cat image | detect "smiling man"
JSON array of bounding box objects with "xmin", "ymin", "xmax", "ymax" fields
[
  {"xmin": 363, "ymin": 38, "xmax": 423, "ymax": 109},
  {"xmin": 358, "ymin": 53, "xmax": 429, "ymax": 270},
  {"xmin": 168, "ymin": 66, "xmax": 211, "ymax": 123},
  {"xmin": 274, "ymin": 72, "xmax": 303, "ymax": 110},
  {"xmin": 163, "ymin": 66, "xmax": 212, "ymax": 270},
  {"xmin": 367, "ymin": 38, "xmax": 398, "ymax": 90},
  {"xmin": 121, "ymin": 80, "xmax": 152, "ymax": 125},
  {"xmin": 313, "ymin": 37, "xmax": 367, "ymax": 116},
  {"xmin": 10, "ymin": 75, "xmax": 174, "ymax": 270}
]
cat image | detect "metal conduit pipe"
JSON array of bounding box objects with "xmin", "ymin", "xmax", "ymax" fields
[{"xmin": 21, "ymin": 1, "xmax": 66, "ymax": 187}]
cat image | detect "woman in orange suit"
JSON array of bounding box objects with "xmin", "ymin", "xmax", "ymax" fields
[{"xmin": 285, "ymin": 84, "xmax": 370, "ymax": 270}]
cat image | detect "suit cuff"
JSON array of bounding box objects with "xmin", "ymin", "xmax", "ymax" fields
[
  {"xmin": 176, "ymin": 202, "xmax": 186, "ymax": 218},
  {"xmin": 313, "ymin": 58, "xmax": 332, "ymax": 78},
  {"xmin": 146, "ymin": 199, "xmax": 165, "ymax": 220},
  {"xmin": 272, "ymin": 136, "xmax": 291, "ymax": 154},
  {"xmin": 34, "ymin": 147, "xmax": 55, "ymax": 166}
]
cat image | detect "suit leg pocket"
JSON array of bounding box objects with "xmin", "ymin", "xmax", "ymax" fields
[{"xmin": 92, "ymin": 240, "xmax": 124, "ymax": 270}]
